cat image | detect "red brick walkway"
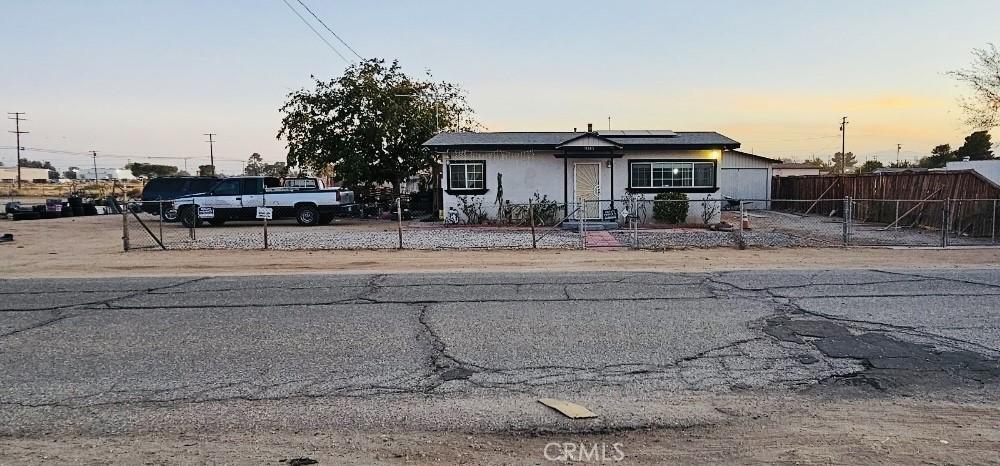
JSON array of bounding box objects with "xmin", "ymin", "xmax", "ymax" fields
[{"xmin": 584, "ymin": 230, "xmax": 622, "ymax": 248}]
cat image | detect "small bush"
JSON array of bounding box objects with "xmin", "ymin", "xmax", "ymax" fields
[
  {"xmin": 653, "ymin": 192, "xmax": 688, "ymax": 224},
  {"xmin": 457, "ymin": 195, "xmax": 488, "ymax": 224},
  {"xmin": 700, "ymin": 195, "xmax": 719, "ymax": 225},
  {"xmin": 530, "ymin": 193, "xmax": 561, "ymax": 226}
]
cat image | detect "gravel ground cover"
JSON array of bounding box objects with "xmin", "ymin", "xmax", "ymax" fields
[
  {"xmin": 612, "ymin": 229, "xmax": 819, "ymax": 249},
  {"xmin": 175, "ymin": 228, "xmax": 581, "ymax": 250}
]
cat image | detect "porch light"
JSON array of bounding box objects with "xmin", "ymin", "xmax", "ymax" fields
[{"xmin": 709, "ymin": 150, "xmax": 722, "ymax": 159}]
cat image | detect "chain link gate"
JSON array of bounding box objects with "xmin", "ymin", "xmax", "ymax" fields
[{"xmin": 123, "ymin": 200, "xmax": 196, "ymax": 251}]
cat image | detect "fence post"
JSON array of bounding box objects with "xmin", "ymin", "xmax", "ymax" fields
[
  {"xmin": 263, "ymin": 213, "xmax": 269, "ymax": 250},
  {"xmin": 578, "ymin": 198, "xmax": 585, "ymax": 249},
  {"xmin": 633, "ymin": 197, "xmax": 640, "ymax": 249},
  {"xmin": 190, "ymin": 199, "xmax": 197, "ymax": 241},
  {"xmin": 993, "ymin": 199, "xmax": 997, "ymax": 244},
  {"xmin": 738, "ymin": 201, "xmax": 746, "ymax": 250},
  {"xmin": 529, "ymin": 198, "xmax": 537, "ymax": 249},
  {"xmin": 894, "ymin": 200, "xmax": 900, "ymax": 230},
  {"xmin": 941, "ymin": 198, "xmax": 949, "ymax": 247},
  {"xmin": 842, "ymin": 196, "xmax": 850, "ymax": 246},
  {"xmin": 396, "ymin": 197, "xmax": 404, "ymax": 250},
  {"xmin": 158, "ymin": 201, "xmax": 164, "ymax": 249},
  {"xmin": 122, "ymin": 203, "xmax": 129, "ymax": 252}
]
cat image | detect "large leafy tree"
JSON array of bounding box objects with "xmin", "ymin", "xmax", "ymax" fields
[
  {"xmin": 948, "ymin": 44, "xmax": 1000, "ymax": 130},
  {"xmin": 19, "ymin": 159, "xmax": 55, "ymax": 170},
  {"xmin": 858, "ymin": 159, "xmax": 883, "ymax": 173},
  {"xmin": 245, "ymin": 153, "xmax": 265, "ymax": 176},
  {"xmin": 246, "ymin": 153, "xmax": 291, "ymax": 177},
  {"xmin": 831, "ymin": 152, "xmax": 856, "ymax": 173},
  {"xmin": 954, "ymin": 130, "xmax": 994, "ymax": 160},
  {"xmin": 126, "ymin": 162, "xmax": 179, "ymax": 178},
  {"xmin": 278, "ymin": 58, "xmax": 476, "ymax": 193},
  {"xmin": 919, "ymin": 144, "xmax": 955, "ymax": 168}
]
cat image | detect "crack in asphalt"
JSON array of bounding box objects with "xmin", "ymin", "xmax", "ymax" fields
[
  {"xmin": 2, "ymin": 270, "xmax": 998, "ymax": 409},
  {"xmin": 0, "ymin": 277, "xmax": 211, "ymax": 338}
]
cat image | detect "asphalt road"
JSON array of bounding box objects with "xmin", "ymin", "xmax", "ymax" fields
[{"xmin": 1, "ymin": 269, "xmax": 999, "ymax": 436}]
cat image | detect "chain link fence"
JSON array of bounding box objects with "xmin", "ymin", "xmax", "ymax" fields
[{"xmin": 121, "ymin": 197, "xmax": 1000, "ymax": 251}]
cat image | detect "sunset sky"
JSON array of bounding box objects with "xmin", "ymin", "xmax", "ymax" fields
[{"xmin": 2, "ymin": 0, "xmax": 998, "ymax": 174}]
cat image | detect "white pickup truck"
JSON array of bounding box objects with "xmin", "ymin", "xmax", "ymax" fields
[{"xmin": 172, "ymin": 176, "xmax": 355, "ymax": 227}]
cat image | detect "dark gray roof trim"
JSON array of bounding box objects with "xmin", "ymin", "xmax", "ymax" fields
[
  {"xmin": 424, "ymin": 131, "xmax": 740, "ymax": 150},
  {"xmin": 725, "ymin": 150, "xmax": 782, "ymax": 163}
]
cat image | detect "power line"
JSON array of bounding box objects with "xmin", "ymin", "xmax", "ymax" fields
[
  {"xmin": 278, "ymin": 0, "xmax": 350, "ymax": 63},
  {"xmin": 0, "ymin": 146, "xmax": 244, "ymax": 162},
  {"xmin": 293, "ymin": 0, "xmax": 363, "ymax": 60}
]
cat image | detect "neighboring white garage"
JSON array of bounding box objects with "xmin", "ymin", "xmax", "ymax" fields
[{"xmin": 720, "ymin": 150, "xmax": 780, "ymax": 208}]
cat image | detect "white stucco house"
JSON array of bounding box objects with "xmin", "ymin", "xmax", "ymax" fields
[{"xmin": 424, "ymin": 126, "xmax": 750, "ymax": 224}]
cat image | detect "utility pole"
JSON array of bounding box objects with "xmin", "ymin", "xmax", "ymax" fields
[
  {"xmin": 7, "ymin": 112, "xmax": 28, "ymax": 189},
  {"xmin": 91, "ymin": 151, "xmax": 98, "ymax": 182},
  {"xmin": 204, "ymin": 133, "xmax": 216, "ymax": 175},
  {"xmin": 839, "ymin": 116, "xmax": 848, "ymax": 174},
  {"xmin": 896, "ymin": 144, "xmax": 901, "ymax": 165}
]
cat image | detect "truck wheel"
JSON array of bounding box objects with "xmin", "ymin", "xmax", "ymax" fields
[
  {"xmin": 180, "ymin": 206, "xmax": 202, "ymax": 228},
  {"xmin": 161, "ymin": 208, "xmax": 179, "ymax": 222},
  {"xmin": 296, "ymin": 205, "xmax": 320, "ymax": 226}
]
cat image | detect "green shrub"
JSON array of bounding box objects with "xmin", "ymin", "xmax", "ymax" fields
[
  {"xmin": 457, "ymin": 195, "xmax": 488, "ymax": 224},
  {"xmin": 653, "ymin": 192, "xmax": 688, "ymax": 223},
  {"xmin": 529, "ymin": 193, "xmax": 561, "ymax": 226}
]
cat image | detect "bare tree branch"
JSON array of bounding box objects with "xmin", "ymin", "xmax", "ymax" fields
[{"xmin": 947, "ymin": 43, "xmax": 1000, "ymax": 130}]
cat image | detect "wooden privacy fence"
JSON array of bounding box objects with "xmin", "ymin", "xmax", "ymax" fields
[{"xmin": 771, "ymin": 170, "xmax": 1000, "ymax": 237}]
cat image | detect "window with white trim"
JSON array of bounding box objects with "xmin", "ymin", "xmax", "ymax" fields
[
  {"xmin": 448, "ymin": 161, "xmax": 485, "ymax": 190},
  {"xmin": 630, "ymin": 161, "xmax": 715, "ymax": 188}
]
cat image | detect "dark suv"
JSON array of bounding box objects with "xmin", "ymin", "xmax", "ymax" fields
[{"xmin": 141, "ymin": 176, "xmax": 219, "ymax": 221}]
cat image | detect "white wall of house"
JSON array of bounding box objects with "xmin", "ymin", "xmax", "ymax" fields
[
  {"xmin": 945, "ymin": 160, "xmax": 1000, "ymax": 186},
  {"xmin": 720, "ymin": 151, "xmax": 774, "ymax": 208},
  {"xmin": 441, "ymin": 149, "xmax": 724, "ymax": 224}
]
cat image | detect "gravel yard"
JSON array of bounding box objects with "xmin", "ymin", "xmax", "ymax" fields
[
  {"xmin": 175, "ymin": 226, "xmax": 581, "ymax": 250},
  {"xmin": 612, "ymin": 229, "xmax": 819, "ymax": 249}
]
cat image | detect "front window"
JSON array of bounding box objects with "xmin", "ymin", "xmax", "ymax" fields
[
  {"xmin": 630, "ymin": 161, "xmax": 715, "ymax": 188},
  {"xmin": 448, "ymin": 161, "xmax": 485, "ymax": 190}
]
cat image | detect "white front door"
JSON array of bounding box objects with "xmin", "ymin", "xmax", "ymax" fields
[{"xmin": 574, "ymin": 162, "xmax": 601, "ymax": 220}]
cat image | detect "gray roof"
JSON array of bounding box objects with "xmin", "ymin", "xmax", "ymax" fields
[{"xmin": 424, "ymin": 131, "xmax": 739, "ymax": 149}]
